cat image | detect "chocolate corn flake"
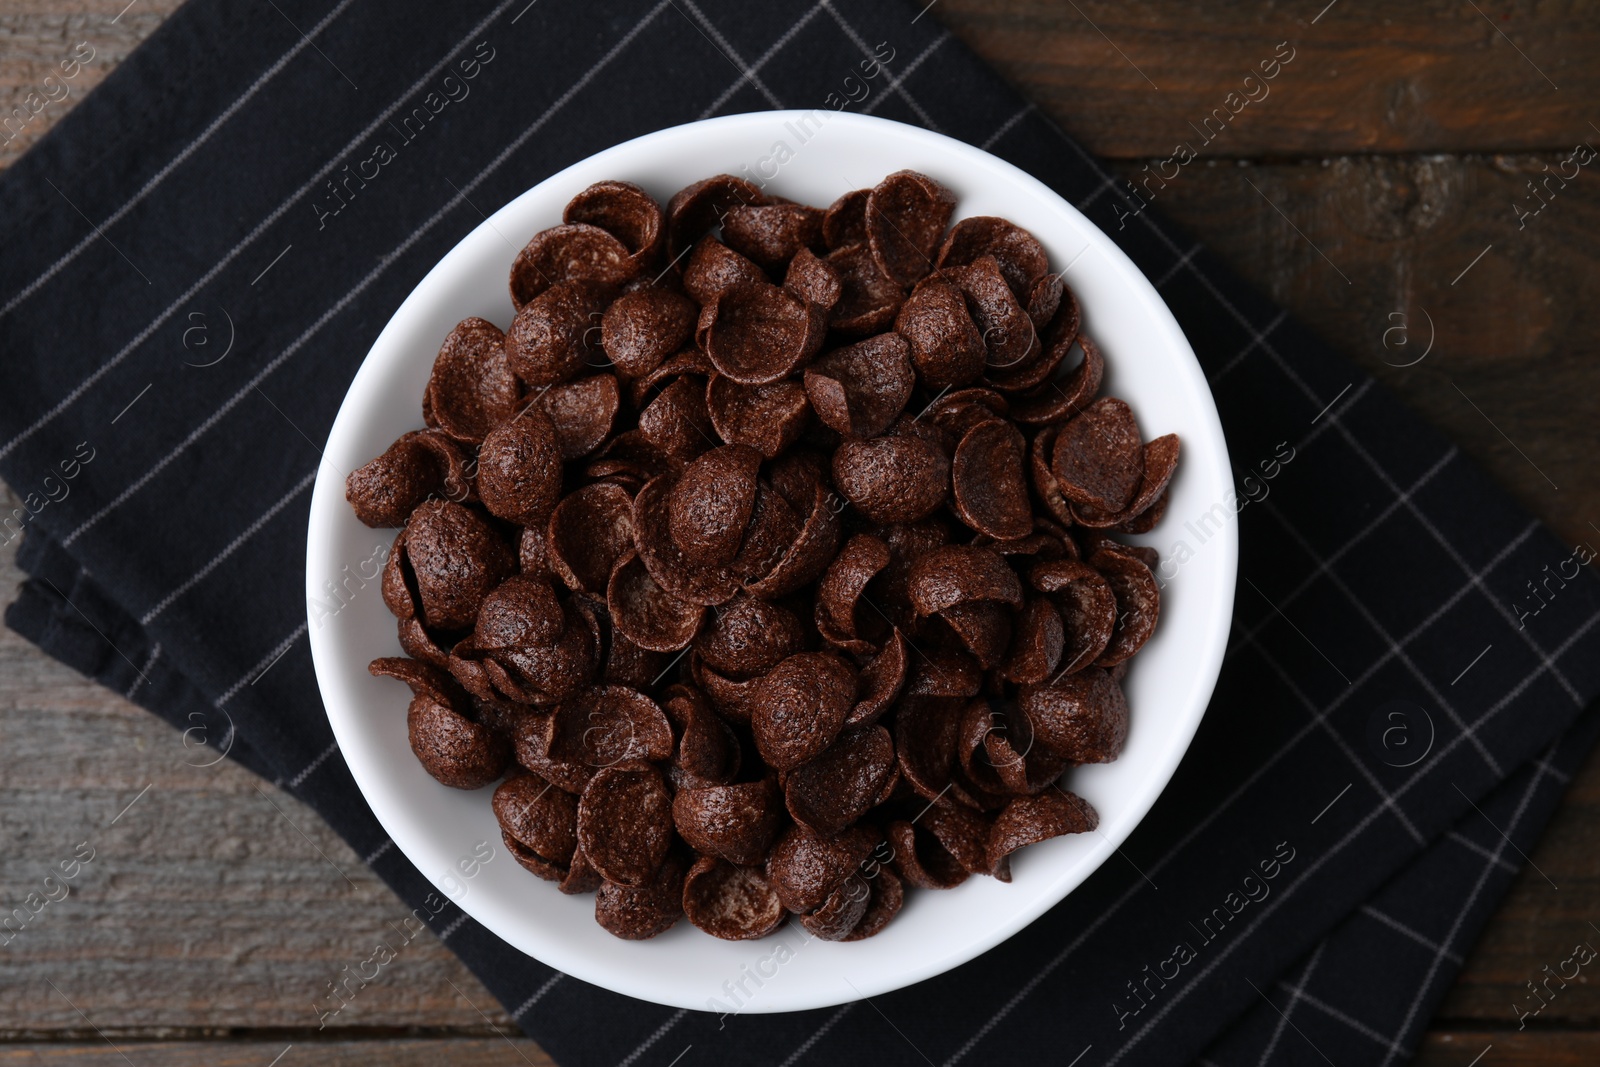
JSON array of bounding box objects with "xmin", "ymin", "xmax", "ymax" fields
[
  {"xmin": 633, "ymin": 469, "xmax": 740, "ymax": 606},
  {"xmin": 1030, "ymin": 558, "xmax": 1117, "ymax": 676},
  {"xmin": 705, "ymin": 374, "xmax": 811, "ymax": 459},
  {"xmin": 765, "ymin": 822, "xmax": 879, "ymax": 915},
  {"xmin": 695, "ymin": 594, "xmax": 806, "ymax": 679},
  {"xmin": 825, "ymin": 243, "xmax": 905, "ymax": 337},
  {"xmin": 822, "ymin": 188, "xmax": 870, "ymax": 250},
  {"xmin": 942, "ymin": 600, "xmax": 1015, "ymax": 669},
  {"xmin": 406, "ymin": 693, "xmax": 511, "ymax": 790},
  {"xmin": 784, "ymin": 723, "xmax": 895, "ymax": 838},
  {"xmin": 1112, "ymin": 487, "xmax": 1169, "ymax": 535},
  {"xmin": 394, "ymin": 500, "xmax": 516, "ymax": 631},
  {"xmin": 816, "ymin": 533, "xmax": 892, "ymax": 654},
  {"xmin": 1020, "ymin": 667, "xmax": 1129, "ymax": 764},
  {"xmin": 369, "ymin": 655, "xmax": 468, "ymax": 707},
  {"xmin": 701, "ymin": 281, "xmax": 826, "ymax": 385},
  {"xmin": 663, "ymin": 683, "xmax": 740, "ymax": 787},
  {"xmin": 833, "ymin": 431, "xmax": 950, "ymax": 525},
  {"xmin": 373, "ymin": 659, "xmax": 481, "ymax": 785},
  {"xmin": 951, "ymin": 418, "xmax": 1032, "ymax": 540},
  {"xmin": 1050, "ymin": 396, "xmax": 1146, "ymax": 514},
  {"xmin": 721, "ymin": 202, "xmax": 824, "ymax": 273},
  {"xmin": 494, "ymin": 771, "xmax": 579, "ymax": 877},
  {"xmin": 937, "ymin": 216, "xmax": 1050, "ymax": 300},
  {"xmin": 798, "ymin": 874, "xmax": 871, "ymax": 941},
  {"xmin": 607, "ymin": 550, "xmax": 705, "ymax": 653},
  {"xmin": 926, "ymin": 386, "xmax": 1007, "ymax": 440},
  {"xmin": 506, "ymin": 280, "xmax": 610, "ymax": 386},
  {"xmin": 665, "ymin": 174, "xmax": 766, "ymax": 262},
  {"xmin": 1001, "ymin": 597, "xmax": 1065, "ymax": 685},
  {"xmin": 849, "ymin": 629, "xmax": 908, "ymax": 728},
  {"xmin": 595, "ymin": 850, "xmax": 685, "ymax": 940},
  {"xmin": 1072, "ymin": 433, "xmax": 1181, "ymax": 529},
  {"xmin": 947, "ymin": 255, "xmax": 1037, "ymax": 372},
  {"xmin": 1024, "ymin": 271, "xmax": 1066, "ymax": 335},
  {"xmin": 457, "ymin": 579, "xmax": 599, "ymax": 706},
  {"xmin": 509, "ymin": 224, "xmax": 635, "ymax": 310},
  {"xmin": 804, "ymin": 332, "xmax": 915, "ymax": 438},
  {"xmin": 924, "ymin": 803, "xmax": 998, "ymax": 878},
  {"xmin": 668, "ymin": 444, "xmax": 761, "ymax": 566},
  {"xmin": 547, "ymin": 482, "xmax": 636, "ymax": 596},
  {"xmin": 352, "ymin": 170, "xmax": 1180, "ymax": 940},
  {"xmin": 537, "ymin": 373, "xmax": 622, "ymax": 460},
  {"xmin": 549, "ymin": 685, "xmax": 673, "ymax": 773},
  {"xmin": 958, "ymin": 698, "xmax": 1036, "ymax": 797},
  {"xmin": 683, "ymin": 856, "xmax": 787, "ymax": 940},
  {"xmin": 347, "ymin": 430, "xmax": 468, "ymax": 528},
  {"xmin": 1011, "ymin": 330, "xmax": 1105, "ymax": 425},
  {"xmin": 474, "ymin": 574, "xmax": 565, "ymax": 650},
  {"xmin": 888, "ymin": 819, "xmax": 969, "ymax": 890},
  {"xmin": 907, "ymin": 544, "xmax": 1024, "ymax": 617},
  {"xmin": 578, "ymin": 762, "xmax": 674, "ymax": 887},
  {"xmin": 601, "ymin": 287, "xmax": 696, "ymax": 379},
  {"xmin": 895, "ymin": 278, "xmax": 986, "ymax": 389},
  {"xmin": 783, "ymin": 247, "xmax": 842, "ymax": 314},
  {"xmin": 477, "ymin": 410, "xmax": 563, "ymax": 527},
  {"xmin": 987, "ymin": 788, "xmax": 1098, "ymax": 876},
  {"xmin": 1028, "ymin": 424, "xmax": 1076, "ymax": 527},
  {"xmin": 637, "ymin": 375, "xmax": 713, "ymax": 462},
  {"xmin": 672, "ymin": 778, "xmax": 782, "ymax": 866},
  {"xmin": 683, "ymin": 236, "xmax": 767, "ymax": 307},
  {"xmin": 742, "ymin": 467, "xmax": 841, "ymax": 599},
  {"xmin": 840, "ymin": 866, "xmax": 904, "ymax": 941},
  {"xmin": 692, "ymin": 657, "xmax": 761, "ymax": 724},
  {"xmin": 867, "ymin": 170, "xmax": 956, "ymax": 288},
  {"xmin": 427, "ymin": 317, "xmax": 523, "ymax": 445},
  {"xmin": 563, "ymin": 180, "xmax": 664, "ymax": 271},
  {"xmin": 751, "ymin": 651, "xmax": 858, "ymax": 772},
  {"xmin": 1089, "ymin": 547, "xmax": 1161, "ymax": 666}
]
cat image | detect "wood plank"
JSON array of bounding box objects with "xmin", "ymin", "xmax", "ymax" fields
[
  {"xmin": 1110, "ymin": 152, "xmax": 1600, "ymax": 548},
  {"xmin": 0, "ymin": 1039, "xmax": 554, "ymax": 1065},
  {"xmin": 937, "ymin": 0, "xmax": 1598, "ymax": 157},
  {"xmin": 2, "ymin": 1, "xmax": 1595, "ymax": 165},
  {"xmin": 0, "ymin": 482, "xmax": 518, "ymax": 1036},
  {"xmin": 1416, "ymin": 1030, "xmax": 1600, "ymax": 1066}
]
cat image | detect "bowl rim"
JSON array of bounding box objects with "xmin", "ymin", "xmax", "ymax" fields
[{"xmin": 305, "ymin": 109, "xmax": 1237, "ymax": 1012}]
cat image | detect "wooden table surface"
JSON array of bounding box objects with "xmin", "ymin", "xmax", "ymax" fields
[{"xmin": 3, "ymin": 1, "xmax": 1598, "ymax": 1063}]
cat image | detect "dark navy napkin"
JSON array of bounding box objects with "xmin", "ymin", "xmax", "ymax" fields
[{"xmin": 4, "ymin": 2, "xmax": 1599, "ymax": 1064}]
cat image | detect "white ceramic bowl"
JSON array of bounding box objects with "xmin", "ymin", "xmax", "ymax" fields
[{"xmin": 306, "ymin": 111, "xmax": 1237, "ymax": 1013}]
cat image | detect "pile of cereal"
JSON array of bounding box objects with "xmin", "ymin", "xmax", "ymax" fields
[{"xmin": 348, "ymin": 171, "xmax": 1177, "ymax": 941}]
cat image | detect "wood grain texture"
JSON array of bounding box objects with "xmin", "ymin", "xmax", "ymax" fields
[
  {"xmin": 0, "ymin": 484, "xmax": 518, "ymax": 1039},
  {"xmin": 0, "ymin": 1040, "xmax": 555, "ymax": 1064},
  {"xmin": 938, "ymin": 0, "xmax": 1596, "ymax": 158},
  {"xmin": 1416, "ymin": 1031, "xmax": 1600, "ymax": 1066},
  {"xmin": 1, "ymin": 0, "xmax": 1598, "ymax": 1064},
  {"xmin": 1109, "ymin": 151, "xmax": 1600, "ymax": 549}
]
